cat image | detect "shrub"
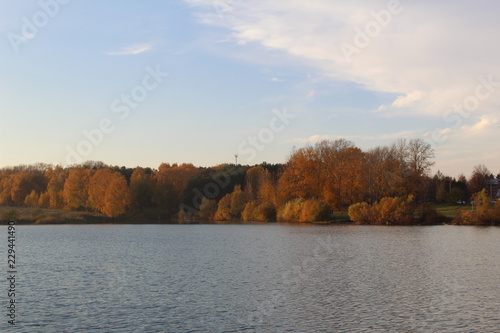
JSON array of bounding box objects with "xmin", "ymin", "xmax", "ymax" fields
[
  {"xmin": 492, "ymin": 201, "xmax": 500, "ymax": 223},
  {"xmin": 277, "ymin": 198, "xmax": 304, "ymax": 222},
  {"xmin": 453, "ymin": 190, "xmax": 499, "ymax": 225},
  {"xmin": 452, "ymin": 202, "xmax": 499, "ymax": 226},
  {"xmin": 302, "ymin": 198, "xmax": 331, "ymax": 222},
  {"xmin": 254, "ymin": 202, "xmax": 277, "ymax": 222},
  {"xmin": 347, "ymin": 196, "xmax": 415, "ymax": 225},
  {"xmin": 214, "ymin": 194, "xmax": 232, "ymax": 221},
  {"xmin": 242, "ymin": 201, "xmax": 259, "ymax": 221},
  {"xmin": 214, "ymin": 185, "xmax": 247, "ymax": 221},
  {"xmin": 348, "ymin": 202, "xmax": 374, "ymax": 224},
  {"xmin": 277, "ymin": 198, "xmax": 329, "ymax": 222},
  {"xmin": 230, "ymin": 185, "xmax": 246, "ymax": 217},
  {"xmin": 199, "ymin": 197, "xmax": 217, "ymax": 220},
  {"xmin": 24, "ymin": 190, "xmax": 39, "ymax": 207},
  {"xmin": 38, "ymin": 192, "xmax": 51, "ymax": 208},
  {"xmin": 417, "ymin": 203, "xmax": 448, "ymax": 225},
  {"xmin": 374, "ymin": 196, "xmax": 414, "ymax": 225},
  {"xmin": 453, "ymin": 210, "xmax": 479, "ymax": 225}
]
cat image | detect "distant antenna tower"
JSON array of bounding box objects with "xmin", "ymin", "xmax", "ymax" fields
[{"xmin": 234, "ymin": 154, "xmax": 238, "ymax": 165}]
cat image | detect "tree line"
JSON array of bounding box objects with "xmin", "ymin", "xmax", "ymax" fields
[{"xmin": 0, "ymin": 138, "xmax": 498, "ymax": 224}]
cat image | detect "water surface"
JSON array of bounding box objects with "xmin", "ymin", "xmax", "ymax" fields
[{"xmin": 1, "ymin": 224, "xmax": 498, "ymax": 332}]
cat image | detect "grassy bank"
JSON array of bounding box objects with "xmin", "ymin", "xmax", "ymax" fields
[
  {"xmin": 434, "ymin": 204, "xmax": 473, "ymax": 219},
  {"xmin": 0, "ymin": 204, "xmax": 476, "ymax": 225},
  {"xmin": 0, "ymin": 206, "xmax": 107, "ymax": 224}
]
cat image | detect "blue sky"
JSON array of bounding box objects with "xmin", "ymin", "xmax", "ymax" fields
[{"xmin": 0, "ymin": 0, "xmax": 499, "ymax": 177}]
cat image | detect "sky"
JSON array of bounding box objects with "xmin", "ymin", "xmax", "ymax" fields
[{"xmin": 0, "ymin": 0, "xmax": 499, "ymax": 177}]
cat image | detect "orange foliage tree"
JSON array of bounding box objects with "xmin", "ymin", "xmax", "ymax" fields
[
  {"xmin": 130, "ymin": 167, "xmax": 153, "ymax": 212},
  {"xmin": 102, "ymin": 173, "xmax": 131, "ymax": 217},
  {"xmin": 63, "ymin": 167, "xmax": 94, "ymax": 210},
  {"xmin": 45, "ymin": 166, "xmax": 67, "ymax": 209},
  {"xmin": 10, "ymin": 171, "xmax": 46, "ymax": 205},
  {"xmin": 153, "ymin": 163, "xmax": 200, "ymax": 216},
  {"xmin": 87, "ymin": 168, "xmax": 131, "ymax": 217}
]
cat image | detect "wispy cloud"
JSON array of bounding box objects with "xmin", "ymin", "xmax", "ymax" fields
[
  {"xmin": 186, "ymin": 0, "xmax": 500, "ymax": 117},
  {"xmin": 460, "ymin": 115, "xmax": 500, "ymax": 136},
  {"xmin": 106, "ymin": 44, "xmax": 152, "ymax": 56},
  {"xmin": 292, "ymin": 129, "xmax": 421, "ymax": 144},
  {"xmin": 378, "ymin": 91, "xmax": 424, "ymax": 111},
  {"xmin": 186, "ymin": 0, "xmax": 500, "ymax": 175},
  {"xmin": 291, "ymin": 134, "xmax": 359, "ymax": 144}
]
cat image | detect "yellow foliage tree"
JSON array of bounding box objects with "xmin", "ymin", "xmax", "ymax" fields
[
  {"xmin": 63, "ymin": 167, "xmax": 94, "ymax": 210},
  {"xmin": 215, "ymin": 193, "xmax": 232, "ymax": 221},
  {"xmin": 130, "ymin": 167, "xmax": 153, "ymax": 212},
  {"xmin": 88, "ymin": 168, "xmax": 114, "ymax": 213},
  {"xmin": 24, "ymin": 190, "xmax": 39, "ymax": 207},
  {"xmin": 102, "ymin": 173, "xmax": 131, "ymax": 217},
  {"xmin": 45, "ymin": 166, "xmax": 67, "ymax": 209}
]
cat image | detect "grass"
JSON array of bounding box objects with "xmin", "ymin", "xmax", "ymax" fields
[
  {"xmin": 434, "ymin": 203, "xmax": 472, "ymax": 219},
  {"xmin": 0, "ymin": 206, "xmax": 106, "ymax": 224},
  {"xmin": 0, "ymin": 203, "xmax": 478, "ymax": 225},
  {"xmin": 329, "ymin": 211, "xmax": 351, "ymax": 223}
]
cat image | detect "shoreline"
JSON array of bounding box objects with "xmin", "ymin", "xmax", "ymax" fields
[{"xmin": 2, "ymin": 205, "xmax": 494, "ymax": 226}]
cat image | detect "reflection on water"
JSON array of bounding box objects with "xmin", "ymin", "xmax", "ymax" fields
[{"xmin": 1, "ymin": 224, "xmax": 498, "ymax": 332}]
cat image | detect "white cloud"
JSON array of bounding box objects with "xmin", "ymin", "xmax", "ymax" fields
[
  {"xmin": 291, "ymin": 134, "xmax": 358, "ymax": 144},
  {"xmin": 391, "ymin": 91, "xmax": 423, "ymax": 108},
  {"xmin": 460, "ymin": 115, "xmax": 500, "ymax": 136},
  {"xmin": 186, "ymin": 0, "xmax": 500, "ymax": 175},
  {"xmin": 106, "ymin": 44, "xmax": 152, "ymax": 56},
  {"xmin": 186, "ymin": 0, "xmax": 500, "ymax": 116},
  {"xmin": 292, "ymin": 129, "xmax": 419, "ymax": 144}
]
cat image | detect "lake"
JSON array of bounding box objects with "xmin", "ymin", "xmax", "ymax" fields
[{"xmin": 1, "ymin": 224, "xmax": 499, "ymax": 332}]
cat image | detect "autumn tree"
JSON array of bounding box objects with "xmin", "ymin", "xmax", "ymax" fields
[
  {"xmin": 278, "ymin": 146, "xmax": 319, "ymax": 201},
  {"xmin": 88, "ymin": 168, "xmax": 115, "ymax": 213},
  {"xmin": 45, "ymin": 166, "xmax": 67, "ymax": 209},
  {"xmin": 245, "ymin": 165, "xmax": 277, "ymax": 205},
  {"xmin": 278, "ymin": 139, "xmax": 364, "ymax": 209},
  {"xmin": 181, "ymin": 164, "xmax": 247, "ymax": 215},
  {"xmin": 364, "ymin": 146, "xmax": 406, "ymax": 202},
  {"xmin": 102, "ymin": 173, "xmax": 131, "ymax": 217},
  {"xmin": 406, "ymin": 138, "xmax": 435, "ymax": 200},
  {"xmin": 230, "ymin": 185, "xmax": 246, "ymax": 217},
  {"xmin": 153, "ymin": 163, "xmax": 200, "ymax": 216},
  {"xmin": 63, "ymin": 167, "xmax": 94, "ymax": 210},
  {"xmin": 214, "ymin": 193, "xmax": 232, "ymax": 221},
  {"xmin": 86, "ymin": 168, "xmax": 132, "ymax": 217},
  {"xmin": 24, "ymin": 190, "xmax": 40, "ymax": 207},
  {"xmin": 129, "ymin": 167, "xmax": 153, "ymax": 212},
  {"xmin": 198, "ymin": 197, "xmax": 217, "ymax": 220},
  {"xmin": 214, "ymin": 185, "xmax": 246, "ymax": 220},
  {"xmin": 245, "ymin": 166, "xmax": 267, "ymax": 202},
  {"xmin": 38, "ymin": 192, "xmax": 51, "ymax": 208},
  {"xmin": 324, "ymin": 146, "xmax": 365, "ymax": 208},
  {"xmin": 468, "ymin": 164, "xmax": 490, "ymax": 196},
  {"xmin": 10, "ymin": 171, "xmax": 46, "ymax": 205},
  {"xmin": 0, "ymin": 172, "xmax": 15, "ymax": 205}
]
